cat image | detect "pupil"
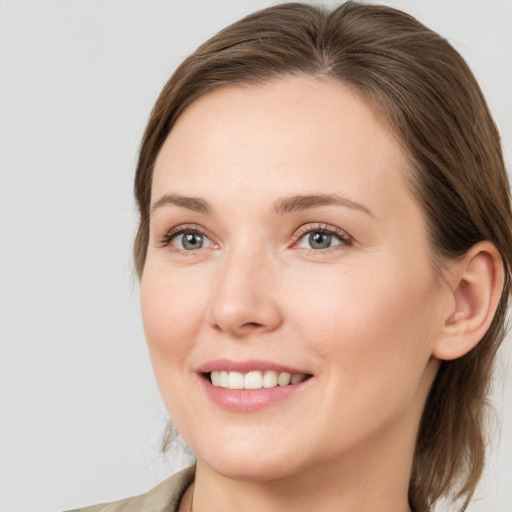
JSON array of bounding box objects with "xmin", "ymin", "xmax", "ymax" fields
[
  {"xmin": 183, "ymin": 233, "xmax": 203, "ymax": 250},
  {"xmin": 309, "ymin": 232, "xmax": 331, "ymax": 249}
]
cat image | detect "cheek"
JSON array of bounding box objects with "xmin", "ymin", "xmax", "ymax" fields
[
  {"xmin": 286, "ymin": 263, "xmax": 442, "ymax": 438},
  {"xmin": 284, "ymin": 260, "xmax": 441, "ymax": 373},
  {"xmin": 140, "ymin": 267, "xmax": 205, "ymax": 367},
  {"xmin": 140, "ymin": 265, "xmax": 212, "ymax": 427}
]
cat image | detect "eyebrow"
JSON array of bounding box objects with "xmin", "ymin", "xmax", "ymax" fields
[
  {"xmin": 273, "ymin": 194, "xmax": 374, "ymax": 217},
  {"xmin": 151, "ymin": 193, "xmax": 212, "ymax": 214},
  {"xmin": 150, "ymin": 192, "xmax": 373, "ymax": 217}
]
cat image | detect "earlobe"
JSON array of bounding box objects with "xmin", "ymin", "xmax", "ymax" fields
[{"xmin": 433, "ymin": 241, "xmax": 504, "ymax": 361}]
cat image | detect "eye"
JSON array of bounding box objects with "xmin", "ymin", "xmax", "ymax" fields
[
  {"xmin": 297, "ymin": 231, "xmax": 341, "ymax": 250},
  {"xmin": 294, "ymin": 225, "xmax": 352, "ymax": 251},
  {"xmin": 309, "ymin": 232, "xmax": 337, "ymax": 249},
  {"xmin": 157, "ymin": 224, "xmax": 216, "ymax": 252},
  {"xmin": 171, "ymin": 231, "xmax": 213, "ymax": 251}
]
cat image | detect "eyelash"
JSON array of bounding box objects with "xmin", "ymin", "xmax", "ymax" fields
[
  {"xmin": 157, "ymin": 223, "xmax": 353, "ymax": 254},
  {"xmin": 292, "ymin": 223, "xmax": 353, "ymax": 252},
  {"xmin": 157, "ymin": 224, "xmax": 211, "ymax": 250}
]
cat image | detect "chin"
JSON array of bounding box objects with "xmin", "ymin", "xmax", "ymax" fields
[
  {"xmin": 188, "ymin": 432, "xmax": 305, "ymax": 483},
  {"xmin": 202, "ymin": 454, "xmax": 300, "ymax": 483}
]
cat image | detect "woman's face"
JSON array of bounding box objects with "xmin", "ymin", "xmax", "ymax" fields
[{"xmin": 141, "ymin": 76, "xmax": 450, "ymax": 482}]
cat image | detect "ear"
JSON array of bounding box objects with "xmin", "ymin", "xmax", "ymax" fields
[{"xmin": 433, "ymin": 241, "xmax": 504, "ymax": 361}]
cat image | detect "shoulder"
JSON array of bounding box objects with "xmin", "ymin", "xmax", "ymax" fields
[{"xmin": 65, "ymin": 466, "xmax": 195, "ymax": 512}]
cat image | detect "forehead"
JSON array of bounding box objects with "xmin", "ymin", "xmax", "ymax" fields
[{"xmin": 152, "ymin": 75, "xmax": 412, "ymax": 216}]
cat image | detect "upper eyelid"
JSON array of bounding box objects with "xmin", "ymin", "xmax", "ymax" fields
[
  {"xmin": 166, "ymin": 223, "xmax": 206, "ymax": 235},
  {"xmin": 292, "ymin": 223, "xmax": 352, "ymax": 241}
]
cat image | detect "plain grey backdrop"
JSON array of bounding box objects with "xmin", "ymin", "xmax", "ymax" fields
[{"xmin": 1, "ymin": 1, "xmax": 511, "ymax": 511}]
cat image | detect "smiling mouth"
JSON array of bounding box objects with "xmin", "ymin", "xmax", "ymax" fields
[{"xmin": 207, "ymin": 370, "xmax": 311, "ymax": 390}]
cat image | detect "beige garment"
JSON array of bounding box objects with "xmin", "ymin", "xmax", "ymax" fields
[{"xmin": 66, "ymin": 466, "xmax": 195, "ymax": 512}]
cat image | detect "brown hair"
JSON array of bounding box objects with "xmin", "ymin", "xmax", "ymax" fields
[{"xmin": 133, "ymin": 3, "xmax": 512, "ymax": 510}]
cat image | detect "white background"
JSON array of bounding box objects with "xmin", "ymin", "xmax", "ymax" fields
[{"xmin": 1, "ymin": 1, "xmax": 511, "ymax": 511}]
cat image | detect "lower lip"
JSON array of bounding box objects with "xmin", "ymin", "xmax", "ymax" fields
[{"xmin": 199, "ymin": 375, "xmax": 310, "ymax": 412}]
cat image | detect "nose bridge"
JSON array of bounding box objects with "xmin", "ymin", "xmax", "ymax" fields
[{"xmin": 207, "ymin": 240, "xmax": 281, "ymax": 335}]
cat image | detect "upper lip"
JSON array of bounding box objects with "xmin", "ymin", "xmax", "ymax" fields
[{"xmin": 197, "ymin": 358, "xmax": 312, "ymax": 375}]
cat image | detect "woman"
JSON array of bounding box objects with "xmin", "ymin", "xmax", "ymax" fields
[{"xmin": 73, "ymin": 2, "xmax": 511, "ymax": 511}]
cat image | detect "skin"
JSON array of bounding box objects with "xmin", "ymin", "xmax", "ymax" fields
[{"xmin": 141, "ymin": 76, "xmax": 460, "ymax": 512}]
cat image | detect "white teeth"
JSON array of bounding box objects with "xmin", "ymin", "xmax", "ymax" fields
[
  {"xmin": 262, "ymin": 370, "xmax": 278, "ymax": 388},
  {"xmin": 244, "ymin": 371, "xmax": 263, "ymax": 389},
  {"xmin": 219, "ymin": 370, "xmax": 229, "ymax": 388},
  {"xmin": 209, "ymin": 370, "xmax": 307, "ymax": 389},
  {"xmin": 228, "ymin": 371, "xmax": 244, "ymax": 389},
  {"xmin": 277, "ymin": 372, "xmax": 291, "ymax": 386},
  {"xmin": 291, "ymin": 373, "xmax": 306, "ymax": 384}
]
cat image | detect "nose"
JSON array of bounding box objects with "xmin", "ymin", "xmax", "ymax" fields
[{"xmin": 206, "ymin": 250, "xmax": 283, "ymax": 337}]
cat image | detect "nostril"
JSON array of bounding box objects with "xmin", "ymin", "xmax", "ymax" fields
[{"xmin": 242, "ymin": 322, "xmax": 263, "ymax": 328}]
